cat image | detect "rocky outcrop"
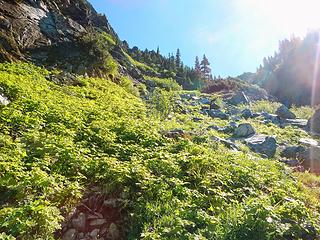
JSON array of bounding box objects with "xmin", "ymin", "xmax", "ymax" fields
[
  {"xmin": 276, "ymin": 105, "xmax": 296, "ymax": 119},
  {"xmin": 245, "ymin": 135, "xmax": 277, "ymax": 158},
  {"xmin": 233, "ymin": 123, "xmax": 255, "ymax": 138},
  {"xmin": 0, "ymin": 0, "xmax": 117, "ymax": 59},
  {"xmin": 228, "ymin": 91, "xmax": 250, "ymax": 105},
  {"xmin": 0, "ymin": 0, "xmax": 143, "ymax": 78},
  {"xmin": 60, "ymin": 193, "xmax": 123, "ymax": 240}
]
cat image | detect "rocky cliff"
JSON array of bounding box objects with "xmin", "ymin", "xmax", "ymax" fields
[
  {"xmin": 0, "ymin": 0, "xmax": 143, "ymax": 78},
  {"xmin": 0, "ymin": 0, "xmax": 115, "ymax": 58}
]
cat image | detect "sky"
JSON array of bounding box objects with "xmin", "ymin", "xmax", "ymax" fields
[{"xmin": 89, "ymin": 0, "xmax": 320, "ymax": 77}]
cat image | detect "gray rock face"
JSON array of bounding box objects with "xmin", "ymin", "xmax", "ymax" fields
[
  {"xmin": 245, "ymin": 135, "xmax": 277, "ymax": 158},
  {"xmin": 229, "ymin": 91, "xmax": 249, "ymax": 105},
  {"xmin": 0, "ymin": 0, "xmax": 131, "ymax": 77},
  {"xmin": 0, "ymin": 0, "xmax": 115, "ymax": 52},
  {"xmin": 276, "ymin": 105, "xmax": 296, "ymax": 119},
  {"xmin": 47, "ymin": 72, "xmax": 83, "ymax": 86},
  {"xmin": 208, "ymin": 109, "xmax": 229, "ymax": 120},
  {"xmin": 233, "ymin": 123, "xmax": 255, "ymax": 138}
]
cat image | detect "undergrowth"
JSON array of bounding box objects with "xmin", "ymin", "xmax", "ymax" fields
[{"xmin": 0, "ymin": 63, "xmax": 319, "ymax": 239}]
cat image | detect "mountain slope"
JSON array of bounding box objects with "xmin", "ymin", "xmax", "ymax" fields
[
  {"xmin": 0, "ymin": 1, "xmax": 320, "ymax": 240},
  {"xmin": 0, "ymin": 62, "xmax": 319, "ymax": 240}
]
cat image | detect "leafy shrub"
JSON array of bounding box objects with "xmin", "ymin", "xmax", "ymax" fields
[
  {"xmin": 291, "ymin": 105, "xmax": 314, "ymax": 119},
  {"xmin": 81, "ymin": 30, "xmax": 118, "ymax": 77},
  {"xmin": 149, "ymin": 88, "xmax": 175, "ymax": 117},
  {"xmin": 248, "ymin": 100, "xmax": 282, "ymax": 114},
  {"xmin": 146, "ymin": 76, "xmax": 182, "ymax": 91}
]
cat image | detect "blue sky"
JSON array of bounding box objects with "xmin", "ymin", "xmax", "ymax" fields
[{"xmin": 89, "ymin": 0, "xmax": 320, "ymax": 77}]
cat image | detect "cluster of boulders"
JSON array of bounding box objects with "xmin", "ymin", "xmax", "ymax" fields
[
  {"xmin": 168, "ymin": 91, "xmax": 320, "ymax": 171},
  {"xmin": 61, "ymin": 194, "xmax": 122, "ymax": 240}
]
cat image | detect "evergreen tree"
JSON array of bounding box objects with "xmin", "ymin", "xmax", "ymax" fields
[
  {"xmin": 195, "ymin": 56, "xmax": 201, "ymax": 76},
  {"xmin": 175, "ymin": 48, "xmax": 181, "ymax": 68},
  {"xmin": 200, "ymin": 54, "xmax": 211, "ymax": 80}
]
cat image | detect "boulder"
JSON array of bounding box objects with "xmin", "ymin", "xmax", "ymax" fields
[
  {"xmin": 89, "ymin": 228, "xmax": 100, "ymax": 237},
  {"xmin": 261, "ymin": 112, "xmax": 281, "ymax": 125},
  {"xmin": 241, "ymin": 108, "xmax": 253, "ymax": 119},
  {"xmin": 283, "ymin": 119, "xmax": 308, "ymax": 128},
  {"xmin": 227, "ymin": 106, "xmax": 241, "ymax": 115},
  {"xmin": 62, "ymin": 229, "xmax": 76, "ymax": 240},
  {"xmin": 0, "ymin": 93, "xmax": 10, "ymax": 106},
  {"xmin": 71, "ymin": 212, "xmax": 86, "ymax": 231},
  {"xmin": 276, "ymin": 105, "xmax": 296, "ymax": 119},
  {"xmin": 163, "ymin": 129, "xmax": 186, "ymax": 139},
  {"xmin": 210, "ymin": 101, "xmax": 221, "ymax": 110},
  {"xmin": 89, "ymin": 218, "xmax": 106, "ymax": 226},
  {"xmin": 280, "ymin": 146, "xmax": 305, "ymax": 159},
  {"xmin": 199, "ymin": 98, "xmax": 211, "ymax": 105},
  {"xmin": 307, "ymin": 109, "xmax": 320, "ymax": 135},
  {"xmin": 208, "ymin": 109, "xmax": 229, "ymax": 120},
  {"xmin": 192, "ymin": 117, "xmax": 204, "ymax": 122},
  {"xmin": 229, "ymin": 91, "xmax": 249, "ymax": 105},
  {"xmin": 208, "ymin": 122, "xmax": 238, "ymax": 134},
  {"xmin": 281, "ymin": 159, "xmax": 300, "ymax": 167},
  {"xmin": 0, "ymin": 16, "xmax": 11, "ymax": 29},
  {"xmin": 108, "ymin": 223, "xmax": 120, "ymax": 240},
  {"xmin": 233, "ymin": 123, "xmax": 255, "ymax": 138},
  {"xmin": 298, "ymin": 146, "xmax": 320, "ymax": 173},
  {"xmin": 245, "ymin": 135, "xmax": 277, "ymax": 158}
]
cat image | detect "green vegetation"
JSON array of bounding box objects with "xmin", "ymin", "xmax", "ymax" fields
[
  {"xmin": 0, "ymin": 62, "xmax": 319, "ymax": 239},
  {"xmin": 145, "ymin": 76, "xmax": 182, "ymax": 91},
  {"xmin": 246, "ymin": 100, "xmax": 282, "ymax": 114},
  {"xmin": 253, "ymin": 30, "xmax": 320, "ymax": 106},
  {"xmin": 291, "ymin": 105, "xmax": 314, "ymax": 119},
  {"xmin": 126, "ymin": 47, "xmax": 207, "ymax": 90}
]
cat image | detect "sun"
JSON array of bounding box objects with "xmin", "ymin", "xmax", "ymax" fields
[{"xmin": 243, "ymin": 0, "xmax": 320, "ymax": 36}]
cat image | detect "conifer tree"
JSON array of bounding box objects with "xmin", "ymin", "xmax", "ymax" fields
[
  {"xmin": 176, "ymin": 48, "xmax": 181, "ymax": 68},
  {"xmin": 195, "ymin": 56, "xmax": 201, "ymax": 76},
  {"xmin": 200, "ymin": 54, "xmax": 211, "ymax": 80}
]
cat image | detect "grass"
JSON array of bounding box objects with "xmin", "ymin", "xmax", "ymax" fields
[
  {"xmin": 0, "ymin": 62, "xmax": 319, "ymax": 239},
  {"xmin": 291, "ymin": 105, "xmax": 314, "ymax": 119},
  {"xmin": 123, "ymin": 51, "xmax": 158, "ymax": 74},
  {"xmin": 243, "ymin": 100, "xmax": 282, "ymax": 114}
]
